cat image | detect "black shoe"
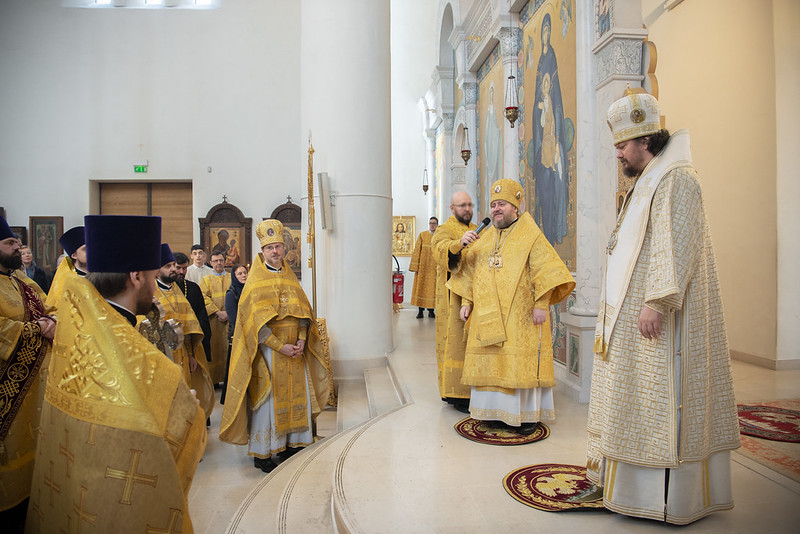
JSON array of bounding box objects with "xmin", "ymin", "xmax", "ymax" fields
[
  {"xmin": 516, "ymin": 422, "xmax": 540, "ymax": 436},
  {"xmin": 416, "ymin": 309, "xmax": 424, "ymax": 319},
  {"xmin": 452, "ymin": 400, "xmax": 470, "ymax": 414},
  {"xmin": 254, "ymin": 457, "xmax": 277, "ymax": 473},
  {"xmin": 428, "ymin": 309, "xmax": 435, "ymax": 318},
  {"xmin": 278, "ymin": 446, "xmax": 302, "ymax": 460}
]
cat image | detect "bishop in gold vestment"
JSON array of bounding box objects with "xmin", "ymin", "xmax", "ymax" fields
[
  {"xmin": 582, "ymin": 93, "xmax": 739, "ymax": 524},
  {"xmin": 431, "ymin": 193, "xmax": 476, "ymax": 410},
  {"xmin": 448, "ymin": 180, "xmax": 574, "ymax": 432},
  {"xmin": 199, "ymin": 253, "xmax": 231, "ymax": 384},
  {"xmin": 0, "ymin": 217, "xmax": 54, "ymax": 529},
  {"xmin": 26, "ymin": 215, "xmax": 206, "ymax": 534},
  {"xmin": 408, "ymin": 218, "xmax": 438, "ymax": 316},
  {"xmin": 220, "ymin": 220, "xmax": 330, "ymax": 473}
]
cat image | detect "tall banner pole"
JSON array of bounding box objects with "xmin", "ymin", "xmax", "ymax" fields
[
  {"xmin": 307, "ymin": 132, "xmax": 317, "ymax": 313},
  {"xmin": 307, "ymin": 132, "xmax": 335, "ymax": 406}
]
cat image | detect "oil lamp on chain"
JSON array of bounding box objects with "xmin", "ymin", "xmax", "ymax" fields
[
  {"xmin": 461, "ymin": 127, "xmax": 471, "ymax": 164},
  {"xmin": 504, "ymin": 74, "xmax": 519, "ymax": 128}
]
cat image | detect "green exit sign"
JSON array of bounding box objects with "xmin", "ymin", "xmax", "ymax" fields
[{"xmin": 134, "ymin": 165, "xmax": 148, "ymax": 173}]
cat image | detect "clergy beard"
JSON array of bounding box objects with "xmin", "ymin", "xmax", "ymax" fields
[
  {"xmin": 0, "ymin": 250, "xmax": 23, "ymax": 271},
  {"xmin": 455, "ymin": 212, "xmax": 472, "ymax": 225},
  {"xmin": 621, "ymin": 162, "xmax": 641, "ymax": 178},
  {"xmin": 159, "ymin": 273, "xmax": 176, "ymax": 285}
]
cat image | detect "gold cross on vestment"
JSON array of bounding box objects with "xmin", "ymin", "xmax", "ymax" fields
[
  {"xmin": 59, "ymin": 428, "xmax": 75, "ymax": 478},
  {"xmin": 44, "ymin": 460, "xmax": 61, "ymax": 505},
  {"xmin": 105, "ymin": 449, "xmax": 159, "ymax": 505},
  {"xmin": 29, "ymin": 488, "xmax": 45, "ymax": 523},
  {"xmin": 73, "ymin": 485, "xmax": 97, "ymax": 534},
  {"xmin": 146, "ymin": 508, "xmax": 182, "ymax": 534},
  {"xmin": 165, "ymin": 419, "xmax": 194, "ymax": 456}
]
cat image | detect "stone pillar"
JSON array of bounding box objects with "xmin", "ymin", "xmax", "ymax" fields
[
  {"xmin": 497, "ymin": 26, "xmax": 522, "ymax": 181},
  {"xmin": 301, "ymin": 0, "xmax": 393, "ymax": 379}
]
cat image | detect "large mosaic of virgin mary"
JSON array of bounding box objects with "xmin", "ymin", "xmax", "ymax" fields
[{"xmin": 532, "ymin": 13, "xmax": 568, "ymax": 245}]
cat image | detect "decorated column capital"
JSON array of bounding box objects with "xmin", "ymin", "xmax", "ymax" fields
[
  {"xmin": 462, "ymin": 82, "xmax": 478, "ymax": 106},
  {"xmin": 496, "ymin": 27, "xmax": 522, "ymax": 59},
  {"xmin": 442, "ymin": 113, "xmax": 455, "ymax": 133},
  {"xmin": 593, "ymin": 31, "xmax": 648, "ymax": 89}
]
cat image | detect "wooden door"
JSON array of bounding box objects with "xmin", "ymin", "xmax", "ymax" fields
[{"xmin": 99, "ymin": 182, "xmax": 193, "ymax": 256}]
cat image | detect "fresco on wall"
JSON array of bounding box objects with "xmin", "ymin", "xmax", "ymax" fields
[
  {"xmin": 476, "ymin": 44, "xmax": 504, "ymax": 218},
  {"xmin": 521, "ymin": 0, "xmax": 576, "ymax": 271}
]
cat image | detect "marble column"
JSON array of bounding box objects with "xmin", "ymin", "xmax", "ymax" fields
[{"xmin": 300, "ymin": 0, "xmax": 393, "ymax": 379}]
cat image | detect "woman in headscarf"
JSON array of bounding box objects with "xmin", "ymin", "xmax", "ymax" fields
[{"xmin": 220, "ymin": 263, "xmax": 248, "ymax": 404}]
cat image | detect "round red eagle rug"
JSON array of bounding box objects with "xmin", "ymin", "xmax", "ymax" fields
[
  {"xmin": 454, "ymin": 418, "xmax": 549, "ymax": 445},
  {"xmin": 503, "ymin": 463, "xmax": 606, "ymax": 512}
]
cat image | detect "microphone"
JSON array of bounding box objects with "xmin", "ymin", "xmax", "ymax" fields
[{"xmin": 475, "ymin": 217, "xmax": 491, "ymax": 234}]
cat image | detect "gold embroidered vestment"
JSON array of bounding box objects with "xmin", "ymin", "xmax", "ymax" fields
[
  {"xmin": 586, "ymin": 163, "xmax": 740, "ymax": 476},
  {"xmin": 150, "ymin": 283, "xmax": 214, "ymax": 420},
  {"xmin": 408, "ymin": 231, "xmax": 436, "ymax": 308},
  {"xmin": 0, "ymin": 271, "xmax": 52, "ymax": 512},
  {"xmin": 447, "ymin": 213, "xmax": 574, "ymax": 390},
  {"xmin": 199, "ymin": 272, "xmax": 231, "ymax": 384},
  {"xmin": 220, "ymin": 255, "xmax": 330, "ymax": 446},
  {"xmin": 27, "ymin": 274, "xmax": 206, "ymax": 533},
  {"xmin": 430, "ymin": 216, "xmax": 476, "ymax": 400}
]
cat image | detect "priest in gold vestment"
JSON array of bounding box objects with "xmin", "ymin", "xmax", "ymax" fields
[
  {"xmin": 577, "ymin": 92, "xmax": 739, "ymax": 524},
  {"xmin": 0, "ymin": 217, "xmax": 54, "ymax": 532},
  {"xmin": 153, "ymin": 244, "xmax": 214, "ymax": 422},
  {"xmin": 408, "ymin": 217, "xmax": 438, "ymax": 318},
  {"xmin": 220, "ymin": 220, "xmax": 330, "ymax": 473},
  {"xmin": 26, "ymin": 215, "xmax": 206, "ymax": 534},
  {"xmin": 45, "ymin": 225, "xmax": 87, "ymax": 310},
  {"xmin": 431, "ymin": 192, "xmax": 476, "ymax": 413},
  {"xmin": 448, "ymin": 179, "xmax": 574, "ymax": 434},
  {"xmin": 199, "ymin": 251, "xmax": 231, "ymax": 384}
]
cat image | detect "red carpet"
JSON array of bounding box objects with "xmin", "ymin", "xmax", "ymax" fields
[
  {"xmin": 503, "ymin": 463, "xmax": 606, "ymax": 512},
  {"xmin": 736, "ymin": 400, "xmax": 800, "ymax": 483}
]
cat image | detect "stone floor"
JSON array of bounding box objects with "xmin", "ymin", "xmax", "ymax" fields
[{"xmin": 188, "ymin": 308, "xmax": 800, "ymax": 533}]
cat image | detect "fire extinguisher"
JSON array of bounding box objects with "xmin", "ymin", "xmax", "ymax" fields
[{"xmin": 392, "ymin": 255, "xmax": 404, "ymax": 304}]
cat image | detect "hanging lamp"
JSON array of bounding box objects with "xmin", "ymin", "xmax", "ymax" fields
[{"xmin": 461, "ymin": 127, "xmax": 471, "ymax": 164}]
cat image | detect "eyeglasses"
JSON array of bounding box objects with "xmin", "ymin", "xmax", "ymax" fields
[{"xmin": 452, "ymin": 203, "xmax": 473, "ymax": 209}]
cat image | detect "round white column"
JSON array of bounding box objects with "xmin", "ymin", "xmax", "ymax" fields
[{"xmin": 301, "ymin": 0, "xmax": 393, "ymax": 378}]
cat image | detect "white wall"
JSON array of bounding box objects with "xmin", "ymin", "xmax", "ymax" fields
[{"xmin": 0, "ymin": 0, "xmax": 302, "ymax": 260}]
